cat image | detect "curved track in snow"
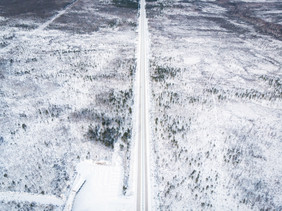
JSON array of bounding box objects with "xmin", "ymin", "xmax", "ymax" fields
[{"xmin": 0, "ymin": 191, "xmax": 64, "ymax": 206}]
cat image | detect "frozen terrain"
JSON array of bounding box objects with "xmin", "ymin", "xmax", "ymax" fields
[
  {"xmin": 0, "ymin": 0, "xmax": 137, "ymax": 210},
  {"xmin": 146, "ymin": 0, "xmax": 282, "ymax": 210},
  {"xmin": 71, "ymin": 160, "xmax": 133, "ymax": 211},
  {"xmin": 0, "ymin": 0, "xmax": 281, "ymax": 210}
]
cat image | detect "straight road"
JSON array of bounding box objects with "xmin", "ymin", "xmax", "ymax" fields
[{"xmin": 136, "ymin": 0, "xmax": 151, "ymax": 209}]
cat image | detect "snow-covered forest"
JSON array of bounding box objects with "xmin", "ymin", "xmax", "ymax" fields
[{"xmin": 0, "ymin": 0, "xmax": 281, "ymax": 210}]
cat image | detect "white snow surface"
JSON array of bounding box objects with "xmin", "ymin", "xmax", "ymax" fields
[
  {"xmin": 0, "ymin": 191, "xmax": 64, "ymax": 205},
  {"xmin": 71, "ymin": 158, "xmax": 133, "ymax": 210},
  {"xmin": 146, "ymin": 0, "xmax": 282, "ymax": 210}
]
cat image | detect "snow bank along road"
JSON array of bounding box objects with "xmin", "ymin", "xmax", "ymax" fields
[{"xmin": 135, "ymin": 0, "xmax": 152, "ymax": 210}]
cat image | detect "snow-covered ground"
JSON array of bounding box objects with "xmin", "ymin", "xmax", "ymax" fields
[
  {"xmin": 0, "ymin": 0, "xmax": 137, "ymax": 210},
  {"xmin": 147, "ymin": 0, "xmax": 282, "ymax": 210},
  {"xmin": 71, "ymin": 159, "xmax": 133, "ymax": 211},
  {"xmin": 1, "ymin": 0, "xmax": 281, "ymax": 210}
]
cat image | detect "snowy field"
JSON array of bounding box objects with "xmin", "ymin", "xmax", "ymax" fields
[
  {"xmin": 147, "ymin": 0, "xmax": 282, "ymax": 210},
  {"xmin": 0, "ymin": 0, "xmax": 137, "ymax": 210},
  {"xmin": 0, "ymin": 0, "xmax": 281, "ymax": 210}
]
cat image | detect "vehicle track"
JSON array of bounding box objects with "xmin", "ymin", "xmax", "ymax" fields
[
  {"xmin": 0, "ymin": 191, "xmax": 64, "ymax": 206},
  {"xmin": 35, "ymin": 0, "xmax": 79, "ymax": 31}
]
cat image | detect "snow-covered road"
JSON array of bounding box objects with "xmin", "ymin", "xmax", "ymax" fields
[{"xmin": 134, "ymin": 0, "xmax": 152, "ymax": 210}]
